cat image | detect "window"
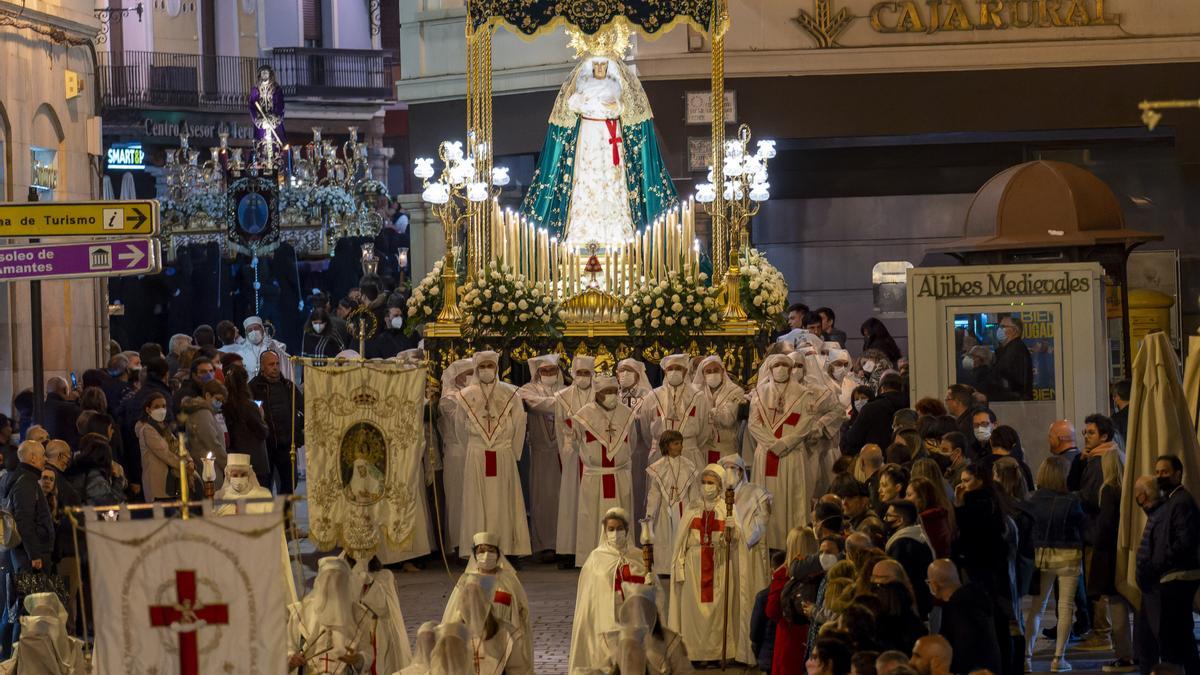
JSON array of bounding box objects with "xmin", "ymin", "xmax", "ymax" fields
[
  {"xmin": 953, "ymin": 309, "xmax": 1057, "ymax": 402},
  {"xmin": 30, "ymin": 147, "xmax": 58, "ymax": 202},
  {"xmin": 302, "ymin": 0, "xmax": 324, "ymax": 47}
]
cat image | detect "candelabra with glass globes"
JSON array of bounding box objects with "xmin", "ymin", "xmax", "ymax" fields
[
  {"xmin": 413, "ymin": 133, "xmax": 511, "ymax": 321},
  {"xmin": 694, "ymin": 124, "xmax": 775, "ymax": 320}
]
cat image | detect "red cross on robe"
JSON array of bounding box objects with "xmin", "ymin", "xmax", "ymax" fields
[
  {"xmin": 613, "ymin": 563, "xmax": 646, "ymax": 601},
  {"xmin": 148, "ymin": 570, "xmax": 230, "ymax": 675},
  {"xmin": 689, "ymin": 511, "xmax": 725, "ymax": 603},
  {"xmin": 765, "ymin": 412, "xmax": 803, "ymax": 477},
  {"xmin": 586, "ymin": 430, "xmax": 618, "ymax": 499}
]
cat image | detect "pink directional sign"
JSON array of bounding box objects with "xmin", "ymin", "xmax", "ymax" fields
[{"xmin": 0, "ymin": 238, "xmax": 160, "ymax": 282}]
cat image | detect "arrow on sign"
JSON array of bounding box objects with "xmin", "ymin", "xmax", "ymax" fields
[
  {"xmin": 117, "ymin": 243, "xmax": 145, "ymax": 268},
  {"xmin": 130, "ymin": 207, "xmax": 148, "ymax": 231}
]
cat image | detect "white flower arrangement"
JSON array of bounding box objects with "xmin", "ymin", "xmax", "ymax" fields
[
  {"xmin": 160, "ymin": 192, "xmax": 226, "ymax": 225},
  {"xmin": 278, "ymin": 186, "xmax": 312, "ymax": 213},
  {"xmin": 740, "ymin": 247, "xmax": 789, "ymax": 331},
  {"xmin": 459, "ymin": 261, "xmax": 565, "ymax": 339},
  {"xmin": 620, "ymin": 269, "xmax": 721, "ymax": 341},
  {"xmin": 312, "ymin": 185, "xmax": 357, "ymax": 217},
  {"xmin": 405, "ymin": 258, "xmax": 446, "ymax": 333}
]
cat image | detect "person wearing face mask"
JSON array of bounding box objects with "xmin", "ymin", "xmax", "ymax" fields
[
  {"xmin": 443, "ymin": 532, "xmax": 534, "ymax": 671},
  {"xmin": 213, "ymin": 453, "xmax": 273, "ymax": 515},
  {"xmin": 438, "ymin": 359, "xmax": 475, "ymax": 554},
  {"xmin": 458, "ymin": 351, "xmax": 532, "ymax": 560},
  {"xmin": 568, "ymin": 507, "xmax": 651, "ymax": 674},
  {"xmin": 694, "ymin": 356, "xmax": 746, "ymax": 467},
  {"xmin": 641, "ymin": 354, "xmax": 712, "ymax": 471},
  {"xmin": 746, "ymin": 354, "xmax": 804, "ymax": 550},
  {"xmin": 135, "ymin": 392, "xmax": 196, "ymax": 501},
  {"xmin": 516, "ymin": 355, "xmax": 567, "ymax": 556},
  {"xmin": 799, "ymin": 351, "xmax": 849, "ymax": 499},
  {"xmin": 569, "ymin": 376, "xmax": 637, "ymax": 565},
  {"xmin": 365, "ymin": 294, "xmax": 418, "ymax": 359},
  {"xmin": 555, "ymin": 355, "xmax": 598, "ymax": 563},
  {"xmin": 301, "ymin": 308, "xmax": 345, "ymax": 359},
  {"xmin": 180, "ymin": 379, "xmax": 228, "ymax": 488},
  {"xmin": 645, "ymin": 430, "xmax": 699, "ymax": 578},
  {"xmin": 616, "ymin": 358, "xmax": 654, "ymax": 522},
  {"xmin": 1136, "ymin": 455, "xmax": 1200, "ymax": 675},
  {"xmin": 237, "ymin": 315, "xmax": 292, "ymax": 381},
  {"xmin": 717, "ymin": 453, "xmax": 772, "ymax": 666},
  {"xmin": 287, "ymin": 557, "xmax": 374, "ymax": 674},
  {"xmin": 991, "ymin": 313, "xmax": 1033, "ymax": 401},
  {"xmin": 826, "ymin": 349, "xmax": 859, "ymax": 410},
  {"xmin": 841, "ymin": 373, "xmax": 907, "ymax": 458},
  {"xmin": 399, "ymin": 621, "xmax": 439, "ymax": 675},
  {"xmin": 668, "ymin": 464, "xmax": 743, "ymax": 665}
]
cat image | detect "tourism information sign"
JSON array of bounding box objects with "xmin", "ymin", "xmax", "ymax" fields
[
  {"xmin": 0, "ymin": 200, "xmax": 158, "ymax": 236},
  {"xmin": 0, "ymin": 238, "xmax": 160, "ymax": 282}
]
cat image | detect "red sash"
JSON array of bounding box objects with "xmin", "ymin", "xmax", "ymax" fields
[
  {"xmin": 493, "ymin": 590, "xmax": 512, "ymax": 606},
  {"xmin": 485, "ymin": 451, "xmax": 497, "ymax": 477},
  {"xmin": 765, "ymin": 412, "xmax": 802, "ymax": 477},
  {"xmin": 689, "ymin": 511, "xmax": 725, "ymax": 603}
]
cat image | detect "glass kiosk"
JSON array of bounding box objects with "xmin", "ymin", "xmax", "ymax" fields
[{"xmin": 907, "ymin": 262, "xmax": 1109, "ymax": 471}]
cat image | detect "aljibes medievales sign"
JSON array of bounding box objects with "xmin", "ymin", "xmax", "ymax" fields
[
  {"xmin": 870, "ymin": 0, "xmax": 1119, "ymax": 33},
  {"xmin": 915, "ymin": 271, "xmax": 1092, "ymax": 299}
]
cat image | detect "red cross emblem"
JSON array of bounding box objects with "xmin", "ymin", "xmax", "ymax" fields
[{"xmin": 148, "ymin": 570, "xmax": 229, "ymax": 675}]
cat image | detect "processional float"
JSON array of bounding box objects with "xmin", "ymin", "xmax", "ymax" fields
[{"xmin": 412, "ymin": 1, "xmax": 789, "ymax": 383}]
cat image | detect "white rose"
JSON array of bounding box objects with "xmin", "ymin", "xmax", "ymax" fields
[
  {"xmin": 754, "ymin": 296, "xmax": 763, "ymax": 306},
  {"xmin": 655, "ymin": 298, "xmax": 664, "ymax": 308},
  {"xmin": 634, "ymin": 318, "xmax": 644, "ymax": 328},
  {"xmin": 423, "ymin": 307, "xmax": 432, "ymax": 315},
  {"xmin": 519, "ymin": 313, "xmax": 529, "ymax": 321},
  {"xmin": 543, "ymin": 314, "xmax": 553, "ymax": 324},
  {"xmin": 680, "ymin": 317, "xmax": 689, "ymax": 325},
  {"xmin": 672, "ymin": 294, "xmax": 680, "ymax": 303},
  {"xmin": 651, "ymin": 308, "xmax": 662, "ymax": 318},
  {"xmin": 665, "ymin": 317, "xmax": 675, "ymax": 326},
  {"xmin": 750, "ymin": 280, "xmax": 761, "ymax": 290},
  {"xmin": 535, "ymin": 306, "xmax": 544, "ymax": 316},
  {"xmin": 686, "ymin": 294, "xmax": 694, "ymax": 303},
  {"xmin": 631, "ymin": 305, "xmax": 641, "ymax": 313},
  {"xmin": 671, "ymin": 303, "xmax": 683, "ymax": 313},
  {"xmin": 507, "ymin": 302, "xmax": 516, "ymax": 311},
  {"xmin": 620, "ymin": 311, "xmax": 629, "ymax": 321},
  {"xmin": 481, "ymin": 315, "xmax": 492, "ymax": 323},
  {"xmin": 518, "ymin": 300, "xmax": 528, "ymax": 310},
  {"xmin": 651, "ymin": 319, "xmax": 660, "ymax": 328},
  {"xmin": 491, "ymin": 271, "xmax": 500, "ymax": 280},
  {"xmin": 484, "ymin": 289, "xmax": 493, "ymax": 299},
  {"xmin": 491, "ymin": 302, "xmax": 503, "ymax": 312}
]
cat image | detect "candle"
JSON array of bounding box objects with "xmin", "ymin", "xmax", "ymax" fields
[{"xmin": 202, "ymin": 452, "xmax": 216, "ymax": 482}]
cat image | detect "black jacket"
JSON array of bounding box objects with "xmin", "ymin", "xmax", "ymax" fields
[
  {"xmin": 365, "ymin": 328, "xmax": 417, "ymax": 360},
  {"xmin": 249, "ymin": 375, "xmax": 303, "ymax": 448},
  {"xmin": 42, "ymin": 393, "xmax": 81, "ymax": 449},
  {"xmin": 1024, "ymin": 488, "xmax": 1085, "ymax": 550},
  {"xmin": 939, "ymin": 582, "xmax": 1003, "ymax": 674},
  {"xmin": 301, "ymin": 331, "xmax": 344, "ymax": 359},
  {"xmin": 223, "ymin": 401, "xmax": 271, "ymax": 479},
  {"xmin": 886, "ymin": 530, "xmax": 935, "ymax": 617},
  {"xmin": 172, "ymin": 378, "xmax": 203, "ymax": 414},
  {"xmin": 1086, "ymin": 483, "xmax": 1121, "ymax": 597},
  {"xmin": 841, "ymin": 389, "xmax": 907, "ymax": 455},
  {"xmin": 1137, "ymin": 484, "xmax": 1200, "ymax": 590},
  {"xmin": 954, "ymin": 488, "xmax": 1010, "ymax": 578},
  {"xmin": 993, "ymin": 337, "xmax": 1033, "ymax": 400},
  {"xmin": 49, "ymin": 464, "xmax": 82, "ymax": 558},
  {"xmin": 0, "ymin": 463, "xmax": 55, "ymax": 570}
]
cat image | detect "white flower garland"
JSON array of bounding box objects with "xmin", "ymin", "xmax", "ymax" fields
[
  {"xmin": 459, "ymin": 261, "xmax": 566, "ymax": 339},
  {"xmin": 406, "ymin": 258, "xmax": 445, "ymax": 330},
  {"xmin": 620, "ymin": 270, "xmax": 721, "ymax": 340},
  {"xmin": 741, "ymin": 248, "xmax": 789, "ymax": 330}
]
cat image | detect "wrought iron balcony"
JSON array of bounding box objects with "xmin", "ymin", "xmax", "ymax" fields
[{"xmin": 99, "ymin": 49, "xmax": 394, "ymax": 113}]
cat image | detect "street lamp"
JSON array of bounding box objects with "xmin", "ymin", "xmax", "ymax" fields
[
  {"xmin": 414, "ymin": 134, "xmax": 508, "ymax": 322},
  {"xmin": 694, "ymin": 124, "xmax": 774, "ymax": 320}
]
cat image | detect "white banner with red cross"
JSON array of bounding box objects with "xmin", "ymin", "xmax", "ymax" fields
[{"xmin": 85, "ymin": 506, "xmax": 290, "ymax": 675}]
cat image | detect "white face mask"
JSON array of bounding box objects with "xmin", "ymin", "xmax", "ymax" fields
[
  {"xmin": 606, "ymin": 529, "xmax": 627, "ymax": 549},
  {"xmin": 477, "ymin": 367, "xmax": 496, "ymax": 384},
  {"xmin": 819, "ymin": 553, "xmax": 838, "ymax": 571},
  {"xmin": 962, "ymin": 355, "xmax": 974, "ymax": 370},
  {"xmin": 575, "ymin": 374, "xmax": 592, "ymax": 390},
  {"xmin": 974, "ymin": 425, "xmax": 993, "ymax": 442},
  {"xmin": 832, "ymin": 365, "xmax": 847, "ymax": 380},
  {"xmin": 229, "ymin": 475, "xmax": 250, "ymax": 494},
  {"xmin": 617, "ymin": 371, "xmax": 635, "ymax": 389},
  {"xmin": 853, "ymin": 399, "xmax": 868, "ymax": 413},
  {"xmin": 792, "ymin": 368, "xmax": 805, "ymax": 383},
  {"xmin": 311, "ymin": 322, "xmax": 326, "ymax": 333},
  {"xmin": 772, "ymin": 366, "xmax": 791, "ymax": 383},
  {"xmin": 701, "ymin": 483, "xmax": 719, "ymax": 500},
  {"xmin": 705, "ymin": 372, "xmax": 723, "ymax": 388},
  {"xmin": 540, "ymin": 374, "xmax": 559, "ymax": 387},
  {"xmin": 149, "ymin": 408, "xmax": 167, "ymax": 422},
  {"xmin": 247, "ymin": 329, "xmax": 264, "ymax": 345},
  {"xmin": 862, "ymin": 360, "xmax": 876, "ymax": 374},
  {"xmin": 475, "ymin": 551, "xmax": 498, "ymax": 570},
  {"xmin": 665, "ymin": 370, "xmax": 684, "ymax": 386},
  {"xmin": 997, "ymin": 327, "xmax": 1008, "ymax": 342},
  {"xmin": 599, "ymin": 393, "xmax": 618, "ymax": 410},
  {"xmin": 390, "ymin": 316, "xmax": 404, "ymax": 330}
]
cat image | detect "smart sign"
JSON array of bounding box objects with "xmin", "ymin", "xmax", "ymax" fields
[{"xmin": 107, "ymin": 142, "xmax": 145, "ymax": 170}]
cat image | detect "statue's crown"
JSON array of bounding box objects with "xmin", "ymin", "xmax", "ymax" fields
[{"xmin": 567, "ymin": 21, "xmax": 633, "ymax": 60}]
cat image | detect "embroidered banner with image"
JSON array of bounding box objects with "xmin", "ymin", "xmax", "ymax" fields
[{"xmin": 303, "ymin": 361, "xmax": 426, "ymax": 561}]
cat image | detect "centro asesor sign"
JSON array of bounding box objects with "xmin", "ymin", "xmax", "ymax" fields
[{"xmin": 916, "ymin": 271, "xmax": 1091, "ymax": 299}]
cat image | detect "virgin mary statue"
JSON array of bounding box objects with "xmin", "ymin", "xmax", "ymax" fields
[{"xmin": 521, "ymin": 31, "xmax": 677, "ymax": 248}]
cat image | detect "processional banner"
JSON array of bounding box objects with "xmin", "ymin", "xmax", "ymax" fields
[
  {"xmin": 304, "ymin": 361, "xmax": 425, "ymax": 560},
  {"xmin": 85, "ymin": 508, "xmax": 289, "ymax": 675}
]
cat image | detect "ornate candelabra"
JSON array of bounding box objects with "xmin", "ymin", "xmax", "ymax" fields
[
  {"xmin": 413, "ymin": 135, "xmax": 510, "ymax": 322},
  {"xmin": 695, "ymin": 125, "xmax": 775, "ymax": 321},
  {"xmin": 1138, "ymin": 98, "xmax": 1200, "ymax": 131}
]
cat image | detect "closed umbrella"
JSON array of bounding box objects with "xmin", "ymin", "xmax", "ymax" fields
[
  {"xmin": 119, "ymin": 171, "xmax": 136, "ymax": 200},
  {"xmin": 102, "ymin": 175, "xmax": 114, "ymax": 200},
  {"xmin": 1115, "ymin": 330, "xmax": 1200, "ymax": 607},
  {"xmin": 1185, "ymin": 334, "xmax": 1200, "ymax": 443}
]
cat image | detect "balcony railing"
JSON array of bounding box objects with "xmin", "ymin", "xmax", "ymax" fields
[{"xmin": 99, "ymin": 49, "xmax": 393, "ymax": 113}]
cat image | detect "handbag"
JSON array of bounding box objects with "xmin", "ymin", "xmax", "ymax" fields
[{"xmin": 163, "ymin": 470, "xmax": 182, "ymax": 500}]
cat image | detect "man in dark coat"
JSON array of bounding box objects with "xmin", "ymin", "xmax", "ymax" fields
[
  {"xmin": 1137, "ymin": 455, "xmax": 1200, "ymax": 674},
  {"xmin": 927, "ymin": 559, "xmax": 1002, "ymax": 674},
  {"xmin": 249, "ymin": 350, "xmax": 303, "ymax": 494},
  {"xmin": 884, "ymin": 499, "xmax": 935, "ymax": 618},
  {"xmin": 1110, "ymin": 379, "xmax": 1131, "ymax": 444},
  {"xmin": 365, "ymin": 294, "xmax": 418, "ymax": 359},
  {"xmin": 992, "ymin": 313, "xmax": 1033, "ymax": 401},
  {"xmin": 41, "ymin": 377, "xmax": 81, "ymax": 449},
  {"xmin": 841, "ymin": 373, "xmax": 907, "ymax": 455}
]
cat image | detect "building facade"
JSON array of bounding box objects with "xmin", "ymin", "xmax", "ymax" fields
[
  {"xmin": 397, "ymin": 0, "xmax": 1200, "ymax": 357},
  {"xmin": 0, "ymin": 0, "xmax": 106, "ymax": 413}
]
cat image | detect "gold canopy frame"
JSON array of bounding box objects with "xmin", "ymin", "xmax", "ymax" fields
[{"xmin": 425, "ymin": 1, "xmax": 757, "ymax": 339}]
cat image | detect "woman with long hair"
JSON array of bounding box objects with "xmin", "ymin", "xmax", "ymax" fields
[
  {"xmin": 994, "ymin": 456, "xmax": 1035, "ymax": 599},
  {"xmin": 301, "ymin": 308, "xmax": 344, "ymax": 358},
  {"xmin": 220, "ymin": 364, "xmax": 272, "ymax": 490},
  {"xmin": 806, "ymin": 635, "xmax": 853, "ymax": 675},
  {"xmin": 988, "ymin": 425, "xmax": 1034, "ymax": 490},
  {"xmin": 906, "ymin": 476, "xmax": 954, "ymax": 559},
  {"xmin": 66, "ymin": 432, "xmax": 127, "ymax": 506},
  {"xmin": 767, "ymin": 527, "xmax": 821, "ymax": 675},
  {"xmin": 859, "ymin": 318, "xmax": 902, "ymax": 364},
  {"xmin": 135, "ymin": 392, "xmax": 190, "ymax": 501},
  {"xmin": 1021, "ymin": 457, "xmax": 1085, "ymax": 672}
]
